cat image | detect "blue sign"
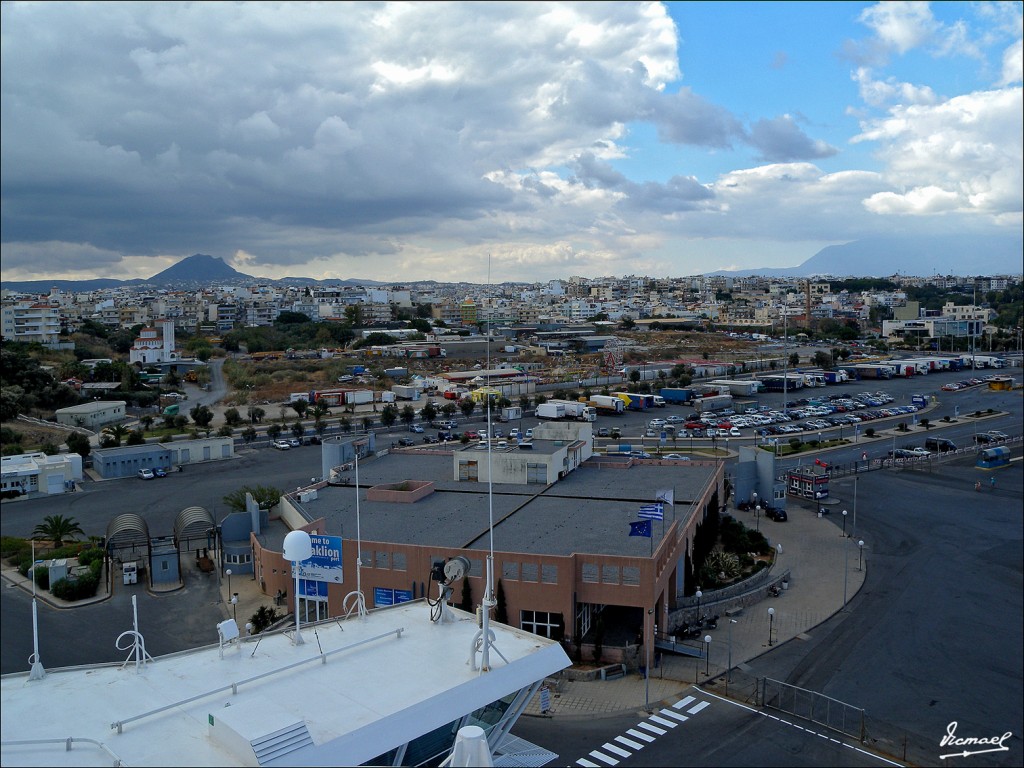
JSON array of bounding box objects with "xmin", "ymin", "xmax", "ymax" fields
[
  {"xmin": 374, "ymin": 587, "xmax": 414, "ymax": 607},
  {"xmin": 296, "ymin": 534, "xmax": 344, "ymax": 584},
  {"xmin": 299, "ymin": 579, "xmax": 328, "ymax": 598}
]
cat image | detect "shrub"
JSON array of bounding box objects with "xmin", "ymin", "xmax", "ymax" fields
[
  {"xmin": 31, "ymin": 565, "xmax": 50, "ymax": 591},
  {"xmin": 865, "ymin": 428, "xmax": 875, "ymax": 437},
  {"xmin": 50, "ymin": 570, "xmax": 100, "ymax": 601}
]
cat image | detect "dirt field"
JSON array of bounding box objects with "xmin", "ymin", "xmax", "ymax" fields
[{"xmin": 1, "ymin": 420, "xmax": 77, "ymax": 452}]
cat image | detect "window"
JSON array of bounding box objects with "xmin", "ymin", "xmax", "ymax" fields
[
  {"xmin": 375, "ymin": 550, "xmax": 389, "ymax": 569},
  {"xmin": 526, "ymin": 462, "xmax": 547, "ymax": 484},
  {"xmin": 541, "ymin": 564, "xmax": 558, "ymax": 584},
  {"xmin": 521, "ymin": 610, "xmax": 564, "ymax": 640},
  {"xmin": 582, "ymin": 563, "xmax": 598, "ymax": 583},
  {"xmin": 502, "ymin": 561, "xmax": 519, "ymax": 580},
  {"xmin": 521, "ymin": 563, "xmax": 538, "ymax": 582},
  {"xmin": 392, "ymin": 551, "xmax": 406, "ymax": 571},
  {"xmin": 622, "ymin": 566, "xmax": 640, "ymax": 586},
  {"xmin": 225, "ymin": 553, "xmax": 252, "ymax": 565},
  {"xmin": 601, "ymin": 565, "xmax": 619, "ymax": 584}
]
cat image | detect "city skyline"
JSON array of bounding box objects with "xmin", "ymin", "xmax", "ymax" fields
[{"xmin": 1, "ymin": 1, "xmax": 1021, "ymax": 284}]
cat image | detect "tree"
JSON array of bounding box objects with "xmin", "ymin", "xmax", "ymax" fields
[
  {"xmin": 812, "ymin": 351, "xmax": 833, "ymax": 370},
  {"xmin": 223, "ymin": 408, "xmax": 243, "ymax": 427},
  {"xmin": 361, "ymin": 416, "xmax": 374, "ymax": 432},
  {"xmin": 380, "ymin": 404, "xmax": 398, "ymax": 429},
  {"xmin": 249, "ymin": 605, "xmax": 280, "ymax": 634},
  {"xmin": 314, "ymin": 419, "xmax": 327, "ymax": 437},
  {"xmin": 291, "ymin": 420, "xmax": 305, "ymax": 439},
  {"xmin": 248, "ymin": 406, "xmax": 265, "ymax": 424},
  {"xmin": 308, "ymin": 402, "xmax": 331, "ymax": 423},
  {"xmin": 32, "ymin": 514, "xmax": 84, "ymax": 547},
  {"xmin": 190, "ymin": 404, "xmax": 214, "ymax": 428},
  {"xmin": 629, "ymin": 370, "xmax": 641, "ymax": 385},
  {"xmin": 102, "ymin": 423, "xmax": 130, "ymax": 447},
  {"xmin": 65, "ymin": 432, "xmax": 91, "ymax": 458},
  {"xmin": 441, "ymin": 402, "xmax": 457, "ymax": 419},
  {"xmin": 788, "ymin": 352, "xmax": 800, "ymax": 368},
  {"xmin": 340, "ymin": 416, "xmax": 352, "ymax": 433},
  {"xmin": 217, "ymin": 425, "xmax": 234, "ymax": 437},
  {"xmin": 267, "ymin": 423, "xmax": 282, "ymax": 439},
  {"xmin": 241, "ymin": 426, "xmax": 257, "ymax": 444},
  {"xmin": 140, "ymin": 414, "xmax": 154, "ymax": 432},
  {"xmin": 291, "ymin": 399, "xmax": 309, "ymax": 418},
  {"xmin": 619, "ymin": 316, "xmax": 636, "ymax": 330},
  {"xmin": 460, "ymin": 398, "xmax": 476, "ymax": 418},
  {"xmin": 421, "ymin": 401, "xmax": 437, "ymax": 423},
  {"xmin": 400, "ymin": 405, "xmax": 415, "ymax": 427},
  {"xmin": 222, "ymin": 485, "xmax": 282, "ymax": 512},
  {"xmin": 126, "ymin": 429, "xmax": 146, "ymax": 445}
]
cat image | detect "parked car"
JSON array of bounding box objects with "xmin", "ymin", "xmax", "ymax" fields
[
  {"xmin": 423, "ymin": 435, "xmax": 440, "ymax": 444},
  {"xmin": 272, "ymin": 439, "xmax": 291, "ymax": 450},
  {"xmin": 596, "ymin": 427, "xmax": 609, "ymax": 437},
  {"xmin": 663, "ymin": 454, "xmax": 690, "ymax": 460},
  {"xmin": 153, "ymin": 467, "xmax": 168, "ymax": 478},
  {"xmin": 974, "ymin": 431, "xmax": 1008, "ymax": 444},
  {"xmin": 309, "ymin": 435, "xmax": 322, "ymax": 444},
  {"xmin": 397, "ymin": 437, "xmax": 416, "ymax": 446},
  {"xmin": 137, "ymin": 468, "xmax": 155, "ymax": 480},
  {"xmin": 409, "ymin": 424, "xmax": 424, "ymax": 433},
  {"xmin": 764, "ymin": 506, "xmax": 788, "ymax": 522},
  {"xmin": 288, "ymin": 437, "xmax": 301, "ymax": 447}
]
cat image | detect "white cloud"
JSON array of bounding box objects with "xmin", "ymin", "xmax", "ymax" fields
[
  {"xmin": 859, "ymin": 1, "xmax": 940, "ymax": 55},
  {"xmin": 1001, "ymin": 38, "xmax": 1023, "ymax": 86}
]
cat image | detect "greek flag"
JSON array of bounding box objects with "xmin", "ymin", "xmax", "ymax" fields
[{"xmin": 638, "ymin": 503, "xmax": 664, "ymax": 521}]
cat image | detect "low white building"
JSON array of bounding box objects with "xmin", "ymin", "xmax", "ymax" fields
[
  {"xmin": 129, "ymin": 318, "xmax": 179, "ymax": 365},
  {"xmin": 1, "ymin": 452, "xmax": 83, "ymax": 496},
  {"xmin": 55, "ymin": 401, "xmax": 126, "ymax": 430}
]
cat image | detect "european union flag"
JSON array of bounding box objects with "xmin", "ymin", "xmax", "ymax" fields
[{"xmin": 629, "ymin": 519, "xmax": 652, "ymax": 538}]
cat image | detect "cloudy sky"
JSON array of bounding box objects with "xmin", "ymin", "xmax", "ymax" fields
[{"xmin": 1, "ymin": 1, "xmax": 1021, "ymax": 283}]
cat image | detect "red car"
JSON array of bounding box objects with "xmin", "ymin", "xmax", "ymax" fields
[{"xmin": 464, "ymin": 430, "xmax": 479, "ymax": 440}]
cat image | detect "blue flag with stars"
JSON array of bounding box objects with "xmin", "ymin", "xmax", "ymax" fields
[{"xmin": 629, "ymin": 519, "xmax": 652, "ymax": 537}]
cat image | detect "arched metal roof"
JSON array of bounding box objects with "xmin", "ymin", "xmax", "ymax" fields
[
  {"xmin": 173, "ymin": 506, "xmax": 215, "ymax": 547},
  {"xmin": 105, "ymin": 513, "xmax": 150, "ymax": 554}
]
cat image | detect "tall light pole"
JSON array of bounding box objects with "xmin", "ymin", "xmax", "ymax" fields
[
  {"xmin": 727, "ymin": 618, "xmax": 738, "ymax": 684},
  {"xmin": 644, "ymin": 608, "xmax": 653, "ymax": 712},
  {"xmin": 841, "ymin": 509, "xmax": 847, "ymax": 537},
  {"xmin": 230, "ymin": 593, "xmax": 238, "ymax": 622},
  {"xmin": 755, "ymin": 504, "xmax": 761, "ymax": 532},
  {"xmin": 858, "ymin": 540, "xmax": 865, "ymax": 571},
  {"xmin": 843, "ymin": 536, "xmax": 849, "ymax": 608},
  {"xmin": 767, "ymin": 607, "xmax": 775, "ymax": 646},
  {"xmin": 704, "ymin": 635, "xmax": 712, "ymax": 676},
  {"xmin": 695, "ymin": 589, "xmax": 703, "ymax": 623},
  {"xmin": 283, "ymin": 530, "xmax": 312, "ymax": 646},
  {"xmin": 852, "ymin": 477, "xmax": 858, "ymax": 541},
  {"xmin": 225, "ymin": 568, "xmax": 232, "ymax": 600}
]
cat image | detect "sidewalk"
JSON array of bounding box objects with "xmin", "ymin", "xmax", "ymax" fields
[{"xmin": 522, "ymin": 492, "xmax": 867, "ymax": 718}]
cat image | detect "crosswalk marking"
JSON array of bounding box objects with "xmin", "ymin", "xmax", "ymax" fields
[
  {"xmin": 660, "ymin": 708, "xmax": 689, "ymax": 722},
  {"xmin": 602, "ymin": 743, "xmax": 631, "ymax": 758},
  {"xmin": 576, "ymin": 760, "xmax": 600, "ymax": 767},
  {"xmin": 673, "ymin": 695, "xmax": 696, "ymax": 709},
  {"xmin": 615, "ymin": 735, "xmax": 645, "ymax": 750},
  {"xmin": 687, "ymin": 701, "xmax": 710, "ymax": 715},
  {"xmin": 637, "ymin": 721, "xmax": 667, "ymax": 735},
  {"xmin": 588, "ymin": 749, "xmax": 619, "ymax": 765},
  {"xmin": 648, "ymin": 714, "xmax": 677, "ymax": 728},
  {"xmin": 626, "ymin": 728, "xmax": 655, "ymax": 743}
]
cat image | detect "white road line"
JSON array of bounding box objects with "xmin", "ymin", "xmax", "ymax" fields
[
  {"xmin": 626, "ymin": 729, "xmax": 655, "ymax": 743},
  {"xmin": 588, "ymin": 749, "xmax": 619, "ymax": 765},
  {"xmin": 602, "ymin": 743, "xmax": 631, "ymax": 758},
  {"xmin": 648, "ymin": 714, "xmax": 677, "ymax": 728},
  {"xmin": 660, "ymin": 708, "xmax": 689, "ymax": 722},
  {"xmin": 637, "ymin": 721, "xmax": 667, "ymax": 735},
  {"xmin": 687, "ymin": 701, "xmax": 710, "ymax": 715},
  {"xmin": 673, "ymin": 695, "xmax": 696, "ymax": 709},
  {"xmin": 615, "ymin": 735, "xmax": 645, "ymax": 750},
  {"xmin": 576, "ymin": 760, "xmax": 600, "ymax": 767}
]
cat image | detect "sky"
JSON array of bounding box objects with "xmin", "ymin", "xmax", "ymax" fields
[{"xmin": 1, "ymin": 1, "xmax": 1021, "ymax": 284}]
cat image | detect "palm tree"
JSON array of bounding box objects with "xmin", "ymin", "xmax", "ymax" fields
[
  {"xmin": 102, "ymin": 423, "xmax": 130, "ymax": 446},
  {"xmin": 32, "ymin": 515, "xmax": 84, "ymax": 547}
]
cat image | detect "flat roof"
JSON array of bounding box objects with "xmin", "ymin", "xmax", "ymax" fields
[
  {"xmin": 0, "ymin": 602, "xmax": 570, "ymax": 767},
  {"xmin": 297, "ymin": 452, "xmax": 716, "ymax": 557}
]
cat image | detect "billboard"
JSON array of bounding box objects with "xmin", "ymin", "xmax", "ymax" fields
[{"xmin": 294, "ymin": 534, "xmax": 344, "ymax": 584}]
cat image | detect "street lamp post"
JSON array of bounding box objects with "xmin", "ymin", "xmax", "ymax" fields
[
  {"xmin": 852, "ymin": 477, "xmax": 858, "ymax": 541},
  {"xmin": 843, "ymin": 536, "xmax": 850, "ymax": 607},
  {"xmin": 644, "ymin": 608, "xmax": 653, "ymax": 711},
  {"xmin": 755, "ymin": 504, "xmax": 761, "ymax": 532},
  {"xmin": 704, "ymin": 635, "xmax": 712, "ymax": 676},
  {"xmin": 230, "ymin": 593, "xmax": 238, "ymax": 622},
  {"xmin": 841, "ymin": 509, "xmax": 848, "ymax": 537},
  {"xmin": 226, "ymin": 568, "xmax": 232, "ymax": 600},
  {"xmin": 727, "ymin": 619, "xmax": 738, "ymax": 684},
  {"xmin": 767, "ymin": 607, "xmax": 775, "ymax": 646},
  {"xmin": 695, "ymin": 589, "xmax": 703, "ymax": 623},
  {"xmin": 858, "ymin": 540, "xmax": 865, "ymax": 571}
]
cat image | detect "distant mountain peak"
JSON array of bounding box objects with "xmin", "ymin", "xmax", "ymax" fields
[{"xmin": 147, "ymin": 254, "xmax": 254, "ymax": 285}]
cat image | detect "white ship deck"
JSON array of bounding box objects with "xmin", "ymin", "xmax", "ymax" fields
[{"xmin": 1, "ymin": 601, "xmax": 569, "ymax": 767}]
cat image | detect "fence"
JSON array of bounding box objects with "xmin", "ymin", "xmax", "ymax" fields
[{"xmin": 762, "ymin": 677, "xmax": 864, "ymax": 740}]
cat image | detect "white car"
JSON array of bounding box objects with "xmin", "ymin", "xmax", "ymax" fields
[
  {"xmin": 666, "ymin": 415, "xmax": 685, "ymax": 424},
  {"xmin": 649, "ymin": 418, "xmax": 666, "ymax": 428},
  {"xmin": 663, "ymin": 454, "xmax": 690, "ymax": 460},
  {"xmin": 272, "ymin": 439, "xmax": 291, "ymax": 450}
]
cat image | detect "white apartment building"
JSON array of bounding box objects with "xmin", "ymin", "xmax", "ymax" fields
[{"xmin": 1, "ymin": 299, "xmax": 62, "ymax": 346}]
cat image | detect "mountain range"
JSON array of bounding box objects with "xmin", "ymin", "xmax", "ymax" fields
[{"xmin": 1, "ymin": 233, "xmax": 1021, "ymax": 294}]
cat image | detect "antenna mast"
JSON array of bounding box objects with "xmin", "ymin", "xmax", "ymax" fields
[
  {"xmin": 480, "ymin": 254, "xmax": 498, "ymax": 671},
  {"xmin": 28, "ymin": 540, "xmax": 45, "ymax": 680}
]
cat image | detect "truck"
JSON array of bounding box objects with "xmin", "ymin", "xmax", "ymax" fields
[
  {"xmin": 536, "ymin": 402, "xmax": 566, "ymax": 420},
  {"xmin": 848, "ymin": 364, "xmax": 893, "ymax": 380},
  {"xmin": 391, "ymin": 384, "xmax": 421, "ymax": 400},
  {"xmin": 499, "ymin": 406, "xmax": 522, "ymax": 422},
  {"xmin": 694, "ymin": 393, "xmax": 734, "ymax": 413},
  {"xmin": 613, "ymin": 392, "xmax": 655, "ymax": 411},
  {"xmin": 821, "ymin": 370, "xmax": 849, "ymax": 385},
  {"xmin": 546, "ymin": 399, "xmax": 597, "ymax": 422},
  {"xmin": 659, "ymin": 388, "xmax": 695, "ymax": 404},
  {"xmin": 585, "ymin": 395, "xmax": 626, "ymax": 414},
  {"xmin": 706, "ymin": 379, "xmax": 764, "ymax": 397},
  {"xmin": 652, "ymin": 395, "xmax": 666, "ymax": 407}
]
